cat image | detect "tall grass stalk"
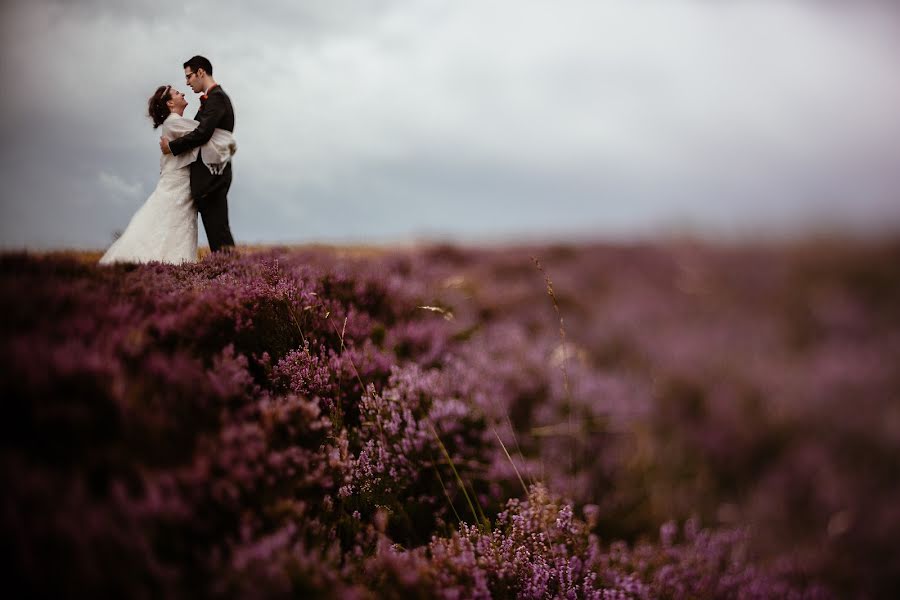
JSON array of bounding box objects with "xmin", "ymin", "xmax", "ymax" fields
[
  {"xmin": 506, "ymin": 414, "xmax": 536, "ymax": 488},
  {"xmin": 531, "ymin": 256, "xmax": 577, "ymax": 490},
  {"xmin": 492, "ymin": 425, "xmax": 528, "ymax": 495},
  {"xmin": 430, "ymin": 448, "xmax": 464, "ymax": 526},
  {"xmin": 428, "ymin": 421, "xmax": 488, "ymax": 532}
]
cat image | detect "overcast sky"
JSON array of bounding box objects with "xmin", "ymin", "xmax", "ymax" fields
[{"xmin": 2, "ymin": 0, "xmax": 899, "ymax": 250}]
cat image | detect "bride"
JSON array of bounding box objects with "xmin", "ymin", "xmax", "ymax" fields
[{"xmin": 99, "ymin": 85, "xmax": 236, "ymax": 265}]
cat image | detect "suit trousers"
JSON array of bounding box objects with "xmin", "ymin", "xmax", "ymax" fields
[{"xmin": 192, "ymin": 160, "xmax": 235, "ymax": 252}]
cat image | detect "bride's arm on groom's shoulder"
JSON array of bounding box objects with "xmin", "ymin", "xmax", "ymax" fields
[
  {"xmin": 160, "ymin": 117, "xmax": 199, "ymax": 142},
  {"xmin": 167, "ymin": 95, "xmax": 228, "ymax": 157},
  {"xmin": 161, "ymin": 117, "xmax": 201, "ymax": 168}
]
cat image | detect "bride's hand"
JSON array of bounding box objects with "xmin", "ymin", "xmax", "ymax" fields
[{"xmin": 160, "ymin": 137, "xmax": 172, "ymax": 155}]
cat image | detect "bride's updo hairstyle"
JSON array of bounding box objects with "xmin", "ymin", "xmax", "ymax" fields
[{"xmin": 148, "ymin": 85, "xmax": 172, "ymax": 129}]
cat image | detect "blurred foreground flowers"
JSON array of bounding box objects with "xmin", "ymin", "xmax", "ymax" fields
[{"xmin": 3, "ymin": 239, "xmax": 898, "ymax": 598}]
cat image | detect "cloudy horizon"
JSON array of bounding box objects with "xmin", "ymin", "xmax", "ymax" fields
[{"xmin": 2, "ymin": 0, "xmax": 900, "ymax": 250}]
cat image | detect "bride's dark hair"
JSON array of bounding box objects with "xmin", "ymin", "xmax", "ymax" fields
[{"xmin": 148, "ymin": 85, "xmax": 172, "ymax": 129}]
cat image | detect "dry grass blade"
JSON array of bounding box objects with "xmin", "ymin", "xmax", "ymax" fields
[
  {"xmin": 531, "ymin": 256, "xmax": 577, "ymax": 484},
  {"xmin": 493, "ymin": 426, "xmax": 528, "ymax": 495},
  {"xmin": 428, "ymin": 421, "xmax": 487, "ymax": 531}
]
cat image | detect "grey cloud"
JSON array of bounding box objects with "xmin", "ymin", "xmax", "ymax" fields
[{"xmin": 2, "ymin": 0, "xmax": 900, "ymax": 250}]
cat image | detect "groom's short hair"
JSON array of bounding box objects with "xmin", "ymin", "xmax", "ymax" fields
[{"xmin": 184, "ymin": 55, "xmax": 213, "ymax": 76}]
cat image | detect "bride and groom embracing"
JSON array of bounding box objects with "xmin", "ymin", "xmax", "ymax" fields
[{"xmin": 100, "ymin": 55, "xmax": 237, "ymax": 265}]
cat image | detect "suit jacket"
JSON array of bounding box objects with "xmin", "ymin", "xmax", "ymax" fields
[{"xmin": 169, "ymin": 85, "xmax": 235, "ymax": 202}]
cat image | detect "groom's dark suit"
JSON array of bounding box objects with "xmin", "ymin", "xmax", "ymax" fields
[{"xmin": 169, "ymin": 85, "xmax": 235, "ymax": 251}]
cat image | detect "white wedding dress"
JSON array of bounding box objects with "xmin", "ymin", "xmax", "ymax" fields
[{"xmin": 99, "ymin": 112, "xmax": 235, "ymax": 265}]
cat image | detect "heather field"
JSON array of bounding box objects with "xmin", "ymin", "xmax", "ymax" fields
[{"xmin": 2, "ymin": 239, "xmax": 899, "ymax": 599}]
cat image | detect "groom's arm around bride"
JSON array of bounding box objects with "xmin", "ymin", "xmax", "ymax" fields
[{"xmin": 166, "ymin": 88, "xmax": 235, "ymax": 155}]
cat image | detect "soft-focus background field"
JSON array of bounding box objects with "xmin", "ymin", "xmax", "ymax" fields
[{"xmin": 3, "ymin": 239, "xmax": 898, "ymax": 598}]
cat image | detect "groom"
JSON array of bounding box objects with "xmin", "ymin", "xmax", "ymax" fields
[{"xmin": 160, "ymin": 55, "xmax": 235, "ymax": 252}]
